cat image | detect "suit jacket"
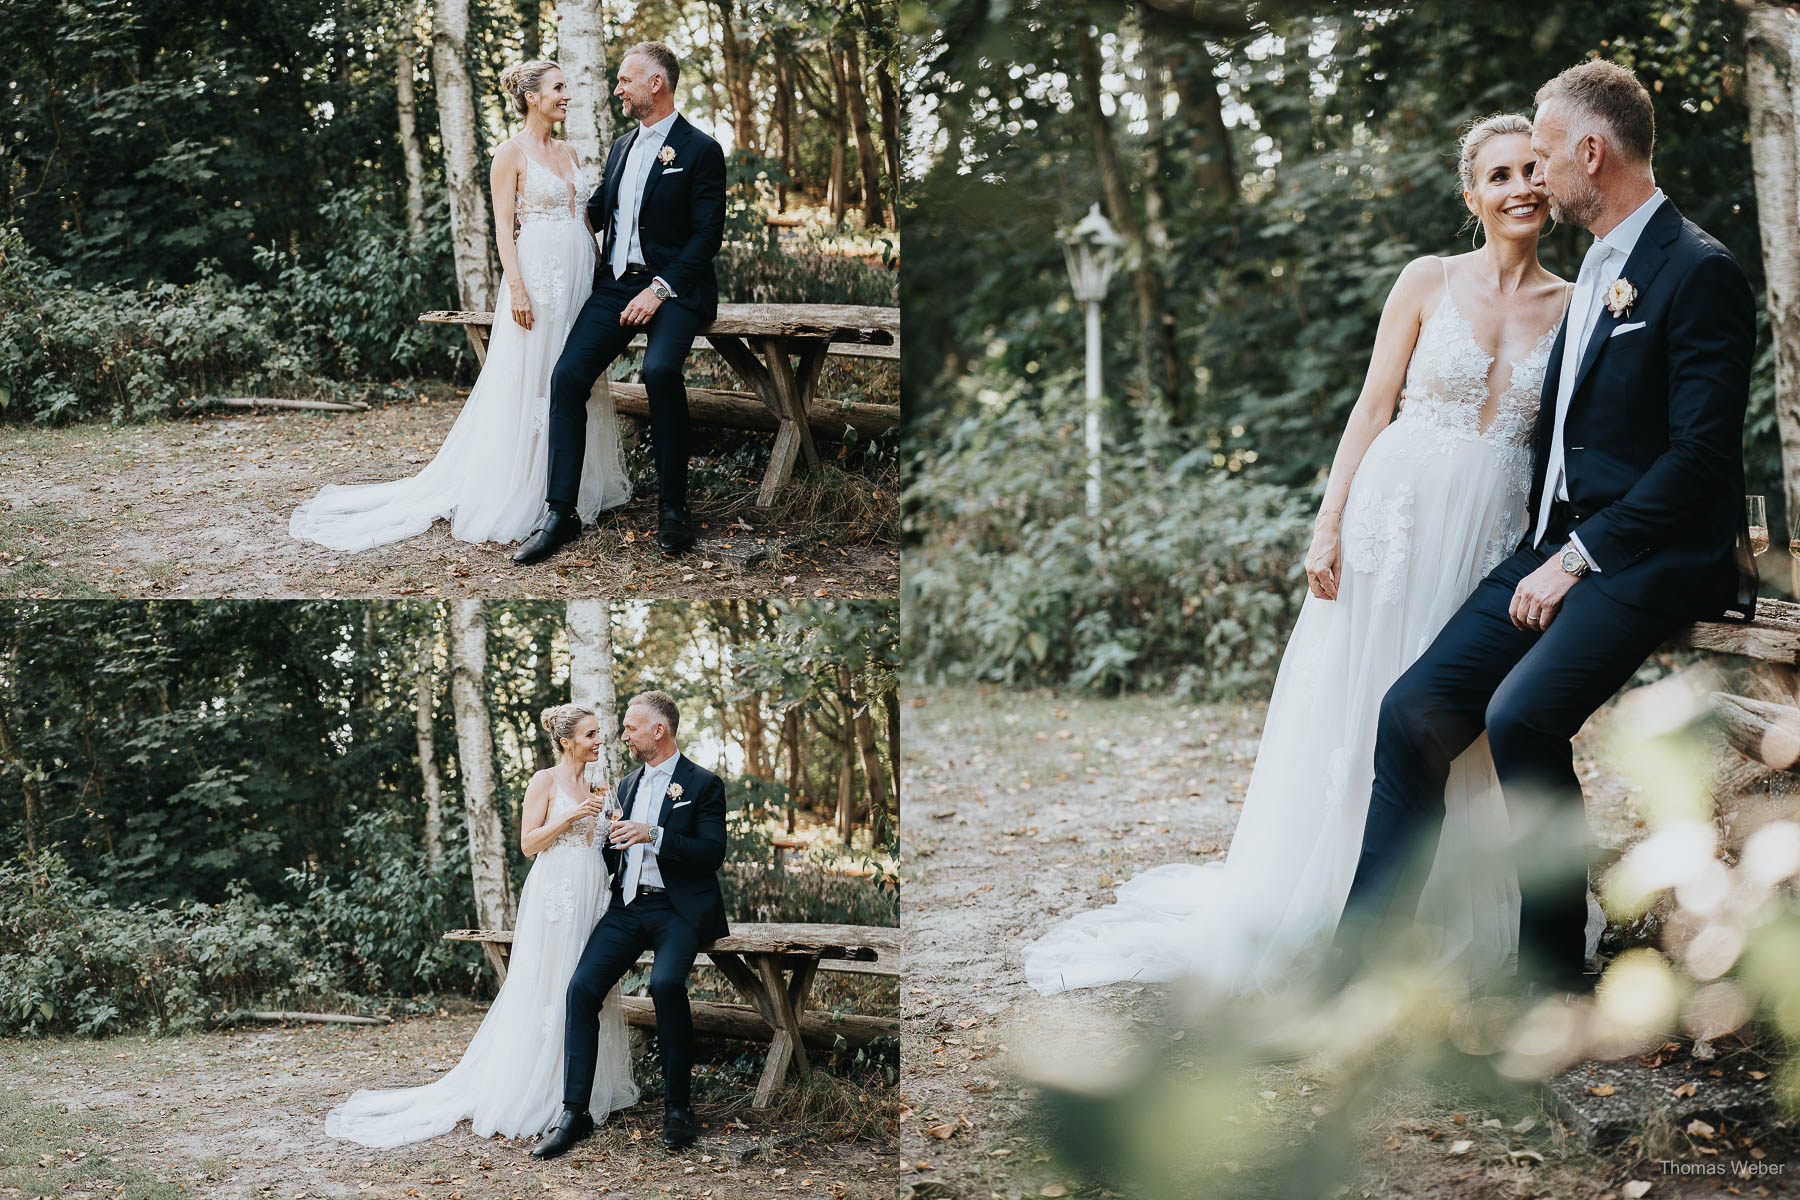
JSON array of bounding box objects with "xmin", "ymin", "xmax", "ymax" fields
[
  {"xmin": 1528, "ymin": 197, "xmax": 1758, "ymax": 621},
  {"xmin": 588, "ymin": 113, "xmax": 727, "ymax": 325},
  {"xmin": 603, "ymin": 753, "xmax": 730, "ymax": 944}
]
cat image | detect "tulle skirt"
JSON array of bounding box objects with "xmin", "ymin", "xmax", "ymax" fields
[
  {"xmin": 291, "ymin": 217, "xmax": 631, "ymax": 551},
  {"xmin": 325, "ymin": 840, "xmax": 639, "ymax": 1147}
]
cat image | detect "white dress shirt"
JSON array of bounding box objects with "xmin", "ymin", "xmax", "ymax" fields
[
  {"xmin": 621, "ymin": 751, "xmax": 680, "ymax": 903},
  {"xmin": 610, "ymin": 109, "xmax": 679, "ymax": 296},
  {"xmin": 1532, "ymin": 187, "xmax": 1667, "ymax": 567}
]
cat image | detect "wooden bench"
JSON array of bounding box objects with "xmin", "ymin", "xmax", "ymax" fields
[
  {"xmin": 419, "ymin": 302, "xmax": 900, "ymax": 507},
  {"xmin": 1663, "ymin": 598, "xmax": 1800, "ymax": 784},
  {"xmin": 444, "ymin": 921, "xmax": 899, "ymax": 1107}
]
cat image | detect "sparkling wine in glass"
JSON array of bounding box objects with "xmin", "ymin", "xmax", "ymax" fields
[{"xmin": 1747, "ymin": 495, "xmax": 1769, "ymax": 556}]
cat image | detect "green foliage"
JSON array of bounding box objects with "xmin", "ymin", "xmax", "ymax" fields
[
  {"xmin": 0, "ymin": 852, "xmax": 343, "ymax": 1036},
  {"xmin": 905, "ymin": 394, "xmax": 1313, "ymax": 698},
  {"xmin": 251, "ymin": 183, "xmax": 465, "ymax": 381},
  {"xmin": 0, "ymin": 227, "xmax": 316, "ymax": 422}
]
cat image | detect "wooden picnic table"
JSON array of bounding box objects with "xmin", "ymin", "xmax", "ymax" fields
[
  {"xmin": 444, "ymin": 920, "xmax": 899, "ymax": 1108},
  {"xmin": 419, "ymin": 302, "xmax": 900, "ymax": 507}
]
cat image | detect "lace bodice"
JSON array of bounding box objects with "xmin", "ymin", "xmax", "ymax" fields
[
  {"xmin": 543, "ymin": 781, "xmax": 598, "ymax": 853},
  {"xmin": 515, "ymin": 150, "xmax": 588, "ymax": 227},
  {"xmin": 1398, "ymin": 279, "xmax": 1560, "ymax": 450}
]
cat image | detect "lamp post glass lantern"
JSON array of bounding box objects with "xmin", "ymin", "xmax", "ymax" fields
[{"xmin": 1063, "ymin": 203, "xmax": 1121, "ymax": 520}]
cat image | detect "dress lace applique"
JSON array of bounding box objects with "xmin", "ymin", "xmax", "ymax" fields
[{"xmin": 1342, "ymin": 482, "xmax": 1416, "ymax": 602}]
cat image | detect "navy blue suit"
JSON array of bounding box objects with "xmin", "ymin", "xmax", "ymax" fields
[
  {"xmin": 1335, "ymin": 198, "xmax": 1758, "ymax": 989},
  {"xmin": 561, "ymin": 755, "xmax": 728, "ymax": 1112},
  {"xmin": 545, "ymin": 113, "xmax": 727, "ymax": 513}
]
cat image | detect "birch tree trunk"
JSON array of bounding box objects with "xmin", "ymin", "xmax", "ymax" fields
[
  {"xmin": 1746, "ymin": 2, "xmax": 1800, "ymax": 586},
  {"xmin": 415, "ymin": 620, "xmax": 446, "ymax": 875},
  {"xmin": 567, "ymin": 598, "xmax": 623, "ymax": 783},
  {"xmin": 554, "ymin": 0, "xmax": 612, "ymax": 171},
  {"xmin": 396, "ymin": 11, "xmax": 427, "ymax": 243},
  {"xmin": 843, "ymin": 33, "xmax": 885, "ymax": 227},
  {"xmin": 432, "ymin": 0, "xmax": 498, "ymax": 311},
  {"xmin": 450, "ymin": 600, "xmax": 515, "ymax": 980}
]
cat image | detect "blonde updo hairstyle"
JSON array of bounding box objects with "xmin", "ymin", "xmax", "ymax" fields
[
  {"xmin": 500, "ymin": 59, "xmax": 562, "ymax": 119},
  {"xmin": 1456, "ymin": 112, "xmax": 1536, "ymax": 244},
  {"xmin": 541, "ymin": 702, "xmax": 596, "ymax": 756}
]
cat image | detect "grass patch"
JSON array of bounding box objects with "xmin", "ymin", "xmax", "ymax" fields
[
  {"xmin": 0, "ymin": 1079, "xmax": 184, "ymax": 1199},
  {"xmin": 0, "ymin": 504, "xmax": 109, "ymax": 598}
]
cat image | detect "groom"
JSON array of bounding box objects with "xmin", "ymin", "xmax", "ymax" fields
[
  {"xmin": 514, "ymin": 41, "xmax": 727, "ymax": 565},
  {"xmin": 535, "ymin": 690, "xmax": 729, "ymax": 1158},
  {"xmin": 1333, "ymin": 60, "xmax": 1758, "ymax": 994}
]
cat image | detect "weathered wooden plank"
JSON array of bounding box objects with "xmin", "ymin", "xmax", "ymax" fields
[
  {"xmin": 1712, "ymin": 692, "xmax": 1800, "ymax": 771},
  {"xmin": 617, "ymin": 995, "xmax": 896, "ymax": 1049},
  {"xmin": 606, "ymin": 382, "xmax": 896, "ymax": 438},
  {"xmin": 420, "ymin": 302, "xmax": 898, "ymax": 344},
  {"xmin": 1670, "ymin": 599, "xmax": 1800, "ymax": 665},
  {"xmin": 443, "ymin": 925, "xmax": 900, "ymax": 974}
]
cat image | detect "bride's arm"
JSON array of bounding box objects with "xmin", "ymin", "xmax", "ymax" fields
[
  {"xmin": 489, "ymin": 144, "xmax": 535, "ymax": 332},
  {"xmin": 519, "ymin": 772, "xmax": 598, "ymax": 856},
  {"xmin": 1303, "ymin": 256, "xmax": 1438, "ymax": 600}
]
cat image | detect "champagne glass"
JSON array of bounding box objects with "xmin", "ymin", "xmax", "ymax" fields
[{"xmin": 1748, "ymin": 495, "xmax": 1769, "ymax": 556}]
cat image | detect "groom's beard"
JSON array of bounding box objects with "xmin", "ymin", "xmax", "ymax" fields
[{"xmin": 1549, "ymin": 175, "xmax": 1602, "ymax": 229}]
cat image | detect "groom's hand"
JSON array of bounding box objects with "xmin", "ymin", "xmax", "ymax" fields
[
  {"xmin": 621, "ymin": 288, "xmax": 663, "ymax": 327},
  {"xmin": 608, "ymin": 820, "xmax": 657, "ymax": 848},
  {"xmin": 1510, "ymin": 556, "xmax": 1580, "ymax": 632}
]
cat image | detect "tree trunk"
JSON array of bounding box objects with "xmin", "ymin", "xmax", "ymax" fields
[
  {"xmin": 842, "ymin": 32, "xmax": 885, "ymax": 227},
  {"xmin": 554, "ymin": 0, "xmax": 612, "ymax": 170},
  {"xmin": 432, "ymin": 0, "xmax": 498, "ymax": 311},
  {"xmin": 396, "ymin": 11, "xmax": 427, "ymax": 242},
  {"xmin": 1136, "ymin": 18, "xmax": 1182, "ymax": 426},
  {"xmin": 711, "ymin": 0, "xmax": 759, "ymax": 152},
  {"xmin": 520, "ymin": 0, "xmax": 540, "ymax": 60},
  {"xmin": 1073, "ymin": 21, "xmax": 1182, "ymax": 418},
  {"xmin": 450, "ymin": 600, "xmax": 516, "ymax": 980},
  {"xmin": 827, "ymin": 50, "xmax": 849, "ymax": 223},
  {"xmin": 1746, "ymin": 2, "xmax": 1800, "ymax": 583},
  {"xmin": 834, "ymin": 671, "xmax": 857, "ymax": 845},
  {"xmin": 782, "ymin": 707, "xmax": 803, "ymax": 833},
  {"xmin": 567, "ymin": 599, "xmax": 623, "ymax": 783},
  {"xmin": 415, "ymin": 621, "xmax": 445, "ymax": 875},
  {"xmin": 0, "ymin": 690, "xmax": 37, "ymax": 860},
  {"xmin": 857, "ymin": 0, "xmax": 901, "ymax": 196},
  {"xmin": 772, "ymin": 52, "xmax": 794, "ymax": 209},
  {"xmin": 882, "ymin": 686, "xmax": 900, "ymax": 804},
  {"xmin": 851, "ymin": 689, "xmax": 889, "ymax": 843}
]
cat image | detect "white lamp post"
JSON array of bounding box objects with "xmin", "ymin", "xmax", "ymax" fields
[{"xmin": 1062, "ymin": 203, "xmax": 1121, "ymax": 520}]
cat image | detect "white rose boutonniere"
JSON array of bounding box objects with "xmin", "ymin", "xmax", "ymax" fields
[
  {"xmin": 1604, "ymin": 277, "xmax": 1637, "ymax": 319},
  {"xmin": 658, "ymin": 145, "xmax": 677, "ymax": 166},
  {"xmin": 666, "ymin": 782, "xmax": 683, "ymax": 800}
]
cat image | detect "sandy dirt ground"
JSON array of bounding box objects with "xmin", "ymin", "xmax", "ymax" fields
[
  {"xmin": 0, "ymin": 390, "xmax": 897, "ymax": 600},
  {"xmin": 0, "ymin": 1006, "xmax": 893, "ymax": 1200},
  {"xmin": 898, "ymin": 687, "xmax": 1798, "ymax": 1200}
]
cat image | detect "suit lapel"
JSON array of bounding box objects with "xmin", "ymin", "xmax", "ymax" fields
[
  {"xmin": 639, "ymin": 114, "xmax": 690, "ymax": 212},
  {"xmin": 1568, "ymin": 198, "xmax": 1680, "ymax": 403},
  {"xmin": 601, "ymin": 127, "xmax": 638, "ymax": 232}
]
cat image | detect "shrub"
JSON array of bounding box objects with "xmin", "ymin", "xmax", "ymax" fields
[{"xmin": 904, "ymin": 385, "xmax": 1314, "ymax": 699}]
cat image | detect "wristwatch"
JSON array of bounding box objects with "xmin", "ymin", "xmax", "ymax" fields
[
  {"xmin": 1560, "ymin": 546, "xmax": 1590, "ymax": 578},
  {"xmin": 651, "ymin": 279, "xmax": 671, "ymax": 301}
]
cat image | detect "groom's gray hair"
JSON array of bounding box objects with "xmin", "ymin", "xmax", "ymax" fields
[
  {"xmin": 629, "ymin": 689, "xmax": 681, "ymax": 736},
  {"xmin": 1536, "ymin": 59, "xmax": 1655, "ymax": 164},
  {"xmin": 627, "ymin": 42, "xmax": 680, "ymax": 92}
]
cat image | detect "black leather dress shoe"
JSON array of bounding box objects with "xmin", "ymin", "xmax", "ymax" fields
[
  {"xmin": 657, "ymin": 503, "xmax": 696, "ymax": 557},
  {"xmin": 512, "ymin": 510, "xmax": 583, "ymax": 566},
  {"xmin": 532, "ymin": 1107, "xmax": 595, "ymax": 1159},
  {"xmin": 661, "ymin": 1104, "xmax": 698, "ymax": 1151}
]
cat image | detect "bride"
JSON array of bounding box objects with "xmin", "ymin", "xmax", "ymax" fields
[
  {"xmin": 326, "ymin": 704, "xmax": 639, "ymax": 1147},
  {"xmin": 291, "ymin": 61, "xmax": 630, "ymax": 552},
  {"xmin": 1023, "ymin": 115, "xmax": 1576, "ymax": 997}
]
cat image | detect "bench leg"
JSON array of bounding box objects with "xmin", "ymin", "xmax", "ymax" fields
[{"xmin": 751, "ymin": 956, "xmax": 815, "ymax": 1107}]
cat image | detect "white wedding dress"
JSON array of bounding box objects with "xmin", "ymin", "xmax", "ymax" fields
[
  {"xmin": 1024, "ymin": 259, "xmax": 1569, "ymax": 997},
  {"xmin": 292, "ymin": 146, "xmax": 631, "ymax": 551},
  {"xmin": 326, "ymin": 782, "xmax": 639, "ymax": 1147}
]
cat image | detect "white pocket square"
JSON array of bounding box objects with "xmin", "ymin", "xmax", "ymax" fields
[
  {"xmin": 661, "ymin": 167, "xmax": 684, "ymax": 174},
  {"xmin": 1610, "ymin": 321, "xmax": 1647, "ymax": 338},
  {"xmin": 670, "ymin": 799, "xmax": 691, "ymax": 809}
]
